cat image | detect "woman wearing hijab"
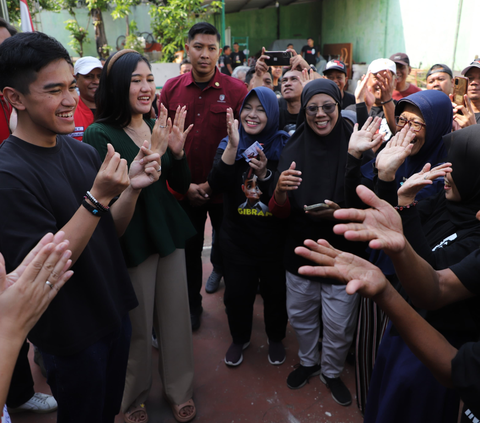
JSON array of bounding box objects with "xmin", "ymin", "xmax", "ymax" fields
[
  {"xmin": 208, "ymin": 87, "xmax": 290, "ymax": 367},
  {"xmin": 362, "ymin": 125, "xmax": 480, "ymax": 423},
  {"xmin": 84, "ymin": 50, "xmax": 197, "ymax": 423},
  {"xmin": 269, "ymin": 79, "xmax": 370, "ymax": 406},
  {"xmin": 346, "ymin": 89, "xmax": 454, "ymax": 412}
]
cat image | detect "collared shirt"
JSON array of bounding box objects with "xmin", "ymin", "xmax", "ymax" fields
[
  {"xmin": 71, "ymin": 97, "xmax": 94, "ymax": 141},
  {"xmin": 160, "ymin": 69, "xmax": 248, "ymax": 190}
]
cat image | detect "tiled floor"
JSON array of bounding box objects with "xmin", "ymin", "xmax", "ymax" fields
[{"xmin": 11, "ymin": 221, "xmax": 363, "ymax": 423}]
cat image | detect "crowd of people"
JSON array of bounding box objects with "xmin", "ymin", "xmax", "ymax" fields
[{"xmin": 1, "ymin": 16, "xmax": 480, "ymax": 423}]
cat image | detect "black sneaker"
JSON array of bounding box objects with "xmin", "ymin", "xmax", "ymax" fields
[
  {"xmin": 190, "ymin": 306, "xmax": 203, "ymax": 332},
  {"xmin": 205, "ymin": 269, "xmax": 223, "ymax": 293},
  {"xmin": 320, "ymin": 374, "xmax": 352, "ymax": 406},
  {"xmin": 224, "ymin": 342, "xmax": 250, "ymax": 366},
  {"xmin": 268, "ymin": 340, "xmax": 286, "ymax": 365},
  {"xmin": 286, "ymin": 363, "xmax": 321, "ymax": 389}
]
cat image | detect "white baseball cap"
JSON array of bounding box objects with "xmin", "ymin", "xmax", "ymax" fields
[
  {"xmin": 74, "ymin": 56, "xmax": 103, "ymax": 76},
  {"xmin": 368, "ymin": 58, "xmax": 396, "ymax": 75}
]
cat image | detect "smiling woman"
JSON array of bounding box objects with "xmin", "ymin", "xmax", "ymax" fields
[
  {"xmin": 270, "ymin": 79, "xmax": 371, "ymax": 405},
  {"xmin": 83, "ymin": 50, "xmax": 197, "ymax": 423}
]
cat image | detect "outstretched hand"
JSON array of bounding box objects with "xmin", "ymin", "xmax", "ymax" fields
[
  {"xmin": 397, "ymin": 162, "xmax": 452, "ymax": 206},
  {"xmin": 348, "ymin": 116, "xmax": 384, "ymax": 159},
  {"xmin": 168, "ymin": 105, "xmax": 193, "ymax": 159},
  {"xmin": 226, "ymin": 108, "xmax": 239, "ymax": 149},
  {"xmin": 274, "ymin": 161, "xmax": 302, "ymax": 206},
  {"xmin": 151, "ymin": 103, "xmax": 171, "ymax": 158},
  {"xmin": 451, "ymin": 94, "xmax": 477, "ymax": 129},
  {"xmin": 375, "ymin": 124, "xmax": 416, "ymax": 181},
  {"xmin": 333, "ymin": 185, "xmax": 406, "ymax": 253},
  {"xmin": 0, "ymin": 231, "xmax": 74, "ymax": 340},
  {"xmin": 300, "ymin": 68, "xmax": 318, "ymax": 87},
  {"xmin": 296, "ymin": 238, "xmax": 389, "ymax": 298},
  {"xmin": 355, "ymin": 72, "xmax": 375, "ymax": 110}
]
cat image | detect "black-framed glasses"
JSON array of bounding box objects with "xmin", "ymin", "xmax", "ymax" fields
[
  {"xmin": 305, "ymin": 103, "xmax": 337, "ymax": 116},
  {"xmin": 395, "ymin": 116, "xmax": 426, "ymax": 132}
]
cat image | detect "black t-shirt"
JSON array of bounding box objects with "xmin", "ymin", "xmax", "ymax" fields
[
  {"xmin": 230, "ymin": 51, "xmax": 246, "ymax": 69},
  {"xmin": 301, "ymin": 45, "xmax": 318, "ymax": 65},
  {"xmin": 208, "ymin": 151, "xmax": 286, "ymax": 260},
  {"xmin": 219, "ymin": 54, "xmax": 232, "ymax": 76},
  {"xmin": 341, "ymin": 91, "xmax": 356, "ymax": 110},
  {"xmin": 278, "ymin": 97, "xmax": 298, "ymax": 132},
  {"xmin": 475, "ymin": 112, "xmax": 480, "ymax": 124},
  {"xmin": 0, "ymin": 135, "xmax": 138, "ymax": 355}
]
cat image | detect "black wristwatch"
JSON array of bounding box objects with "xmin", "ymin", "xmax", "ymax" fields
[{"xmin": 309, "ymin": 64, "xmax": 317, "ymax": 72}]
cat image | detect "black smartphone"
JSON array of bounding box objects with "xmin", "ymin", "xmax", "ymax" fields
[{"xmin": 264, "ymin": 51, "xmax": 293, "ymax": 67}]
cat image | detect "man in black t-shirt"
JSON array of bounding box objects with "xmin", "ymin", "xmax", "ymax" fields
[
  {"xmin": 219, "ymin": 45, "xmax": 233, "ymax": 76},
  {"xmin": 301, "ymin": 37, "xmax": 319, "ymax": 66},
  {"xmin": 278, "ymin": 69, "xmax": 302, "ymax": 132},
  {"xmin": 324, "ymin": 59, "xmax": 355, "ymax": 110},
  {"xmin": 0, "ymin": 32, "xmax": 161, "ymax": 421},
  {"xmin": 231, "ymin": 42, "xmax": 246, "ymax": 70}
]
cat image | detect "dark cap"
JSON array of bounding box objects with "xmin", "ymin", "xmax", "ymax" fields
[
  {"xmin": 426, "ymin": 64, "xmax": 453, "ymax": 79},
  {"xmin": 389, "ymin": 52, "xmax": 410, "ymax": 67},
  {"xmin": 461, "ymin": 60, "xmax": 480, "ymax": 76},
  {"xmin": 324, "ymin": 59, "xmax": 347, "ymax": 75}
]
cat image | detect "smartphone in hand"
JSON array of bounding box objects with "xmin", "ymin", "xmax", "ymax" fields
[
  {"xmin": 304, "ymin": 203, "xmax": 330, "ymax": 212},
  {"xmin": 453, "ymin": 76, "xmax": 469, "ymax": 106}
]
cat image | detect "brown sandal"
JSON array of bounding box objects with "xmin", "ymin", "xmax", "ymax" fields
[
  {"xmin": 170, "ymin": 398, "xmax": 196, "ymax": 422},
  {"xmin": 124, "ymin": 403, "xmax": 148, "ymax": 423}
]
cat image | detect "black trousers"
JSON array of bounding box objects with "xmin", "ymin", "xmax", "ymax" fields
[
  {"xmin": 222, "ymin": 246, "xmax": 288, "ymax": 344},
  {"xmin": 6, "ymin": 340, "xmax": 35, "ymax": 408},
  {"xmin": 181, "ymin": 201, "xmax": 223, "ymax": 313}
]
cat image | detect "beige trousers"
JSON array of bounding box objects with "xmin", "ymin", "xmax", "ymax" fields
[{"xmin": 121, "ymin": 250, "xmax": 194, "ymax": 412}]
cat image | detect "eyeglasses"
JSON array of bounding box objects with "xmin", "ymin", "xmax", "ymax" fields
[
  {"xmin": 395, "ymin": 116, "xmax": 426, "ymax": 132},
  {"xmin": 305, "ymin": 103, "xmax": 337, "ymax": 116}
]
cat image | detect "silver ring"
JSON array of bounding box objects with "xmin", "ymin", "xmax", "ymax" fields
[
  {"xmin": 45, "ymin": 281, "xmax": 54, "ymax": 290},
  {"xmin": 424, "ymin": 176, "xmax": 428, "ymax": 180},
  {"xmin": 159, "ymin": 125, "xmax": 167, "ymax": 128},
  {"xmin": 157, "ymin": 166, "xmax": 162, "ymax": 172}
]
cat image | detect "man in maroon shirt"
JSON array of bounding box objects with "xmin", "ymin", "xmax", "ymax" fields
[{"xmin": 160, "ymin": 22, "xmax": 248, "ymax": 330}]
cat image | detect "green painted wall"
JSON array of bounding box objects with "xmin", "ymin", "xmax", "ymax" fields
[
  {"xmin": 225, "ymin": 1, "xmax": 322, "ymax": 57},
  {"xmin": 321, "ymin": 0, "xmax": 480, "ymax": 71},
  {"xmin": 37, "ymin": 4, "xmax": 153, "ymax": 57}
]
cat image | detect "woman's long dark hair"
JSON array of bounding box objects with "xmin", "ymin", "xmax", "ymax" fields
[{"xmin": 95, "ymin": 51, "xmax": 152, "ymax": 128}]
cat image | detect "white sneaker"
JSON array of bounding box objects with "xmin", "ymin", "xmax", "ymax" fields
[{"xmin": 8, "ymin": 392, "xmax": 57, "ymax": 414}]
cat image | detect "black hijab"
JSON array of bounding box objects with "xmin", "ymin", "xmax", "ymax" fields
[
  {"xmin": 421, "ymin": 125, "xmax": 480, "ymax": 247},
  {"xmin": 277, "ymin": 79, "xmax": 353, "ymax": 207}
]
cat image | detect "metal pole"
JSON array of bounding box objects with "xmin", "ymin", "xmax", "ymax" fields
[
  {"xmin": 221, "ymin": 0, "xmax": 225, "ymax": 47},
  {"xmin": 0, "ymin": 0, "xmax": 9, "ymax": 22}
]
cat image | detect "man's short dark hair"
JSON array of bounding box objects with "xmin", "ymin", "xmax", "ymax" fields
[
  {"xmin": 179, "ymin": 57, "xmax": 191, "ymax": 69},
  {"xmin": 233, "ymin": 42, "xmax": 239, "ymax": 46},
  {"xmin": 188, "ymin": 22, "xmax": 220, "ymax": 43},
  {"xmin": 0, "ymin": 31, "xmax": 72, "ymax": 94},
  {"xmin": 0, "ymin": 17, "xmax": 17, "ymax": 37},
  {"xmin": 307, "ymin": 37, "xmax": 314, "ymax": 41},
  {"xmin": 245, "ymin": 67, "xmax": 255, "ymax": 86},
  {"xmin": 245, "ymin": 67, "xmax": 272, "ymax": 86}
]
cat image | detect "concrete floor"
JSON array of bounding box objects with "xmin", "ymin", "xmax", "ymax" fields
[{"xmin": 11, "ymin": 221, "xmax": 363, "ymax": 423}]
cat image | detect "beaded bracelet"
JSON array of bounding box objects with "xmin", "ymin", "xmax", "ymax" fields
[
  {"xmin": 82, "ymin": 199, "xmax": 106, "ymax": 217},
  {"xmin": 394, "ymin": 201, "xmax": 418, "ymax": 211},
  {"xmin": 86, "ymin": 191, "xmax": 109, "ymax": 212}
]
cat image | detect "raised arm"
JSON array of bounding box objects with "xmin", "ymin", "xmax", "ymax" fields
[
  {"xmin": 294, "ymin": 238, "xmax": 459, "ymax": 388},
  {"xmin": 0, "ymin": 232, "xmax": 73, "ymax": 407},
  {"xmin": 333, "ymin": 185, "xmax": 474, "ymax": 309}
]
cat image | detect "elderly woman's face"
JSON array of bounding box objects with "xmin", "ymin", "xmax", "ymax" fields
[
  {"xmin": 396, "ymin": 103, "xmax": 426, "ymax": 156},
  {"xmin": 305, "ymin": 93, "xmax": 339, "ymax": 137}
]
